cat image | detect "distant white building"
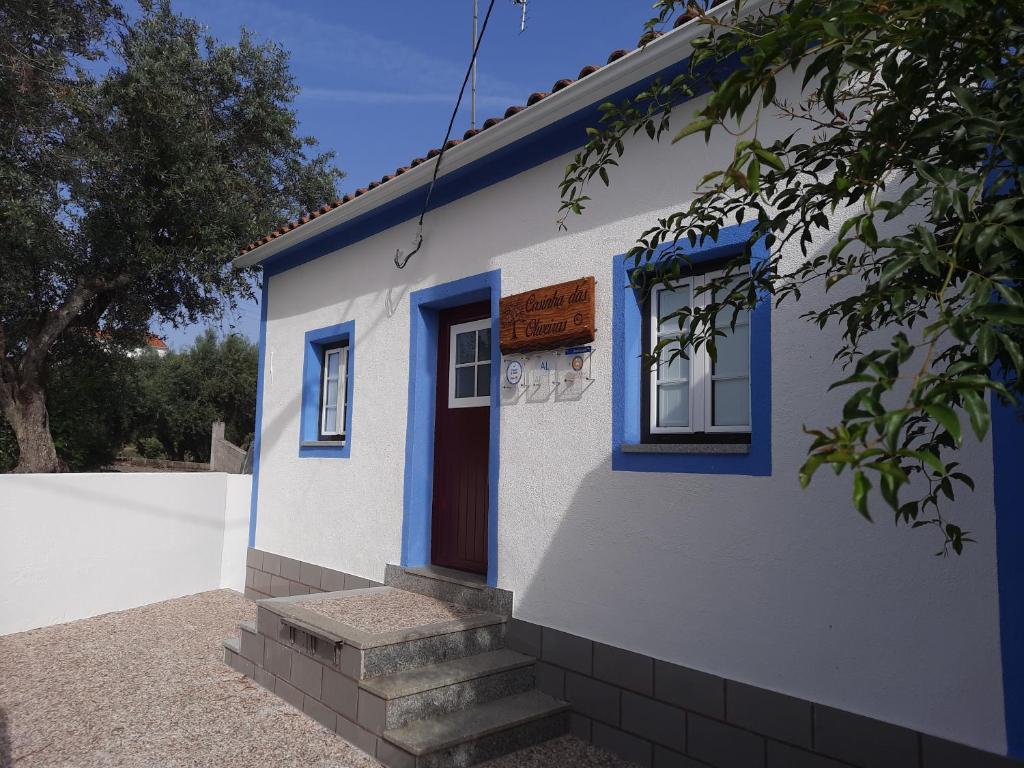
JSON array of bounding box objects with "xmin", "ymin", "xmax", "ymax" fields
[
  {"xmin": 230, "ymin": 9, "xmax": 1023, "ymax": 768},
  {"xmin": 134, "ymin": 335, "xmax": 169, "ymax": 358}
]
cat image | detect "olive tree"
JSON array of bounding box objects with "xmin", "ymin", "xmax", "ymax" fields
[{"xmin": 0, "ymin": 0, "xmax": 341, "ymax": 471}]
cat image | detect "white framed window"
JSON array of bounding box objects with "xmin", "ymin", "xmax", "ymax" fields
[
  {"xmin": 319, "ymin": 344, "xmax": 348, "ymax": 440},
  {"xmin": 648, "ymin": 270, "xmax": 751, "ymax": 436},
  {"xmin": 448, "ymin": 318, "xmax": 491, "ymax": 409}
]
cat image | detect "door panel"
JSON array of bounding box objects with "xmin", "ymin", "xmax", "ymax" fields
[{"xmin": 431, "ymin": 302, "xmax": 491, "ymax": 574}]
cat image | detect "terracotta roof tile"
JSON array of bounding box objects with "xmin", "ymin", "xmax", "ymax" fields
[{"xmin": 239, "ymin": 27, "xmax": 692, "ymax": 256}]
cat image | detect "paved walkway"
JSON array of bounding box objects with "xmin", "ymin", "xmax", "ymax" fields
[{"xmin": 0, "ymin": 589, "xmax": 629, "ymax": 767}]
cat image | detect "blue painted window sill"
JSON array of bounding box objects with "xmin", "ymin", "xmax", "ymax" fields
[{"xmin": 621, "ymin": 443, "xmax": 750, "ymax": 455}]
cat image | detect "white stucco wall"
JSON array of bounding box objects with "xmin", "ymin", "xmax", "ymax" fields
[
  {"xmin": 251, "ymin": 75, "xmax": 1007, "ymax": 753},
  {"xmin": 0, "ymin": 472, "xmax": 251, "ymax": 635}
]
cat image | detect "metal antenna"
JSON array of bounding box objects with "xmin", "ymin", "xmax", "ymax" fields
[
  {"xmin": 513, "ymin": 0, "xmax": 528, "ymax": 32},
  {"xmin": 471, "ymin": 0, "xmax": 478, "ymax": 129}
]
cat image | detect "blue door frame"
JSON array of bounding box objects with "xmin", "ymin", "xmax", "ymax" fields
[{"xmin": 401, "ymin": 270, "xmax": 502, "ymax": 587}]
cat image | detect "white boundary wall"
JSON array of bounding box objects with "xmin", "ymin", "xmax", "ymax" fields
[{"xmin": 0, "ymin": 472, "xmax": 251, "ymax": 635}]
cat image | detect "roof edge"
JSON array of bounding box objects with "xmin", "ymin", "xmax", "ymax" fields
[{"xmin": 233, "ymin": 0, "xmax": 753, "ymax": 270}]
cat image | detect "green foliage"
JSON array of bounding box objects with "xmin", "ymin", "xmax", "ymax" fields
[
  {"xmin": 0, "ymin": 329, "xmax": 257, "ymax": 469},
  {"xmin": 560, "ymin": 0, "xmax": 1024, "ymax": 553},
  {"xmin": 135, "ymin": 436, "xmax": 167, "ymax": 460},
  {"xmin": 47, "ymin": 336, "xmax": 147, "ymax": 471},
  {"xmin": 136, "ymin": 329, "xmax": 257, "ymax": 462},
  {"xmin": 0, "ymin": 0, "xmax": 341, "ymax": 470}
]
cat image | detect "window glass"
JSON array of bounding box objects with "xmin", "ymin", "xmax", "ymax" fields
[
  {"xmin": 657, "ymin": 284, "xmax": 690, "ymax": 332},
  {"xmin": 648, "ymin": 270, "xmax": 751, "ymax": 436},
  {"xmin": 713, "ymin": 321, "xmax": 749, "ymax": 378},
  {"xmin": 658, "ymin": 343, "xmax": 689, "ymax": 383},
  {"xmin": 713, "ymin": 379, "xmax": 750, "ymax": 426},
  {"xmin": 476, "ymin": 363, "xmax": 491, "ymax": 397},
  {"xmin": 478, "ymin": 328, "xmax": 490, "ymax": 360},
  {"xmin": 320, "ymin": 346, "xmax": 347, "ymax": 437},
  {"xmin": 456, "ymin": 331, "xmax": 476, "ymax": 365},
  {"xmin": 455, "ymin": 366, "xmax": 475, "ymax": 398},
  {"xmin": 657, "ymin": 382, "xmax": 689, "ymax": 427}
]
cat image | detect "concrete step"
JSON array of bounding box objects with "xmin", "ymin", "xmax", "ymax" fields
[
  {"xmin": 384, "ymin": 565, "xmax": 512, "ymax": 616},
  {"xmin": 380, "ymin": 690, "xmax": 568, "ymax": 768},
  {"xmin": 254, "ymin": 590, "xmax": 508, "ymax": 679},
  {"xmin": 360, "ymin": 649, "xmax": 536, "ymax": 730}
]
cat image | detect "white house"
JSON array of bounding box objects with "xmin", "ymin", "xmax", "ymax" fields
[{"xmin": 229, "ymin": 6, "xmax": 1022, "ymax": 767}]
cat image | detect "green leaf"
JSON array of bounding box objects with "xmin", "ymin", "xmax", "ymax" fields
[
  {"xmin": 925, "ymin": 404, "xmax": 962, "ymax": 445},
  {"xmin": 962, "ymin": 390, "xmax": 990, "ymax": 440},
  {"xmin": 752, "ymin": 146, "xmax": 785, "ymax": 171},
  {"xmin": 671, "ymin": 118, "xmax": 716, "ymax": 144},
  {"xmin": 853, "ymin": 471, "xmax": 872, "ymax": 521},
  {"xmin": 976, "ymin": 305, "xmax": 1024, "ymax": 324}
]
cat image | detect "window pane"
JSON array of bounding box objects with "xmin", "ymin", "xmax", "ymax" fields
[
  {"xmin": 658, "ymin": 285, "xmax": 690, "ymax": 331},
  {"xmin": 712, "ymin": 321, "xmax": 749, "ymax": 378},
  {"xmin": 323, "ymin": 405, "xmax": 338, "ymax": 432},
  {"xmin": 657, "ymin": 344, "xmax": 689, "ymax": 383},
  {"xmin": 325, "ymin": 379, "xmax": 339, "ymax": 408},
  {"xmin": 713, "ymin": 378, "xmax": 750, "ymax": 426},
  {"xmin": 478, "ymin": 328, "xmax": 491, "ymax": 361},
  {"xmin": 326, "ymin": 349, "xmax": 340, "ymax": 379},
  {"xmin": 657, "ymin": 382, "xmax": 689, "ymax": 427},
  {"xmin": 476, "ymin": 363, "xmax": 491, "ymax": 397},
  {"xmin": 456, "ymin": 332, "xmax": 476, "ymax": 364},
  {"xmin": 455, "ymin": 366, "xmax": 475, "ymax": 398}
]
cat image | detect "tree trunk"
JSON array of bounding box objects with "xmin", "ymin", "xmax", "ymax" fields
[{"xmin": 3, "ymin": 380, "xmax": 62, "ymax": 473}]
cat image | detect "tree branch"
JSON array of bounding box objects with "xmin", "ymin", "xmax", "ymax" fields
[{"xmin": 18, "ymin": 274, "xmax": 131, "ymax": 379}]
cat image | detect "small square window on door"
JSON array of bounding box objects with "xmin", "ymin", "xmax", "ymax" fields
[
  {"xmin": 448, "ymin": 319, "xmax": 491, "ymax": 408},
  {"xmin": 318, "ymin": 344, "xmax": 349, "ymax": 440}
]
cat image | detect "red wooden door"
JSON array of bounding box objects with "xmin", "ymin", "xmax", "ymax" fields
[{"xmin": 431, "ymin": 302, "xmax": 491, "ymax": 574}]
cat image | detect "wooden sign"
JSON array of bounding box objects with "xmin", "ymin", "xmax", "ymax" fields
[{"xmin": 499, "ymin": 276, "xmax": 596, "ymax": 354}]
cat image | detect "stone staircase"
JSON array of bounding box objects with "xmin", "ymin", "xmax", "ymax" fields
[{"xmin": 224, "ymin": 565, "xmax": 568, "ymax": 767}]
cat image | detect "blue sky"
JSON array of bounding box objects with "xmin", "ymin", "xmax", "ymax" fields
[{"xmin": 156, "ymin": 0, "xmax": 658, "ymax": 350}]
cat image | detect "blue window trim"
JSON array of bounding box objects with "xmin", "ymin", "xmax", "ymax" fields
[
  {"xmin": 299, "ymin": 321, "xmax": 355, "ymax": 458},
  {"xmin": 994, "ymin": 391, "xmax": 1024, "ymax": 758},
  {"xmin": 402, "ymin": 270, "xmax": 501, "ymax": 587},
  {"xmin": 611, "ymin": 222, "xmax": 772, "ymax": 475}
]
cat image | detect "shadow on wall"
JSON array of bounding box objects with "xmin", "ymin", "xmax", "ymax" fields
[{"xmin": 510, "ymin": 441, "xmax": 1005, "ymax": 753}]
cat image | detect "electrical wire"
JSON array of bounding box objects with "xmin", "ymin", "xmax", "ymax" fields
[{"xmin": 394, "ymin": 0, "xmax": 498, "ymax": 269}]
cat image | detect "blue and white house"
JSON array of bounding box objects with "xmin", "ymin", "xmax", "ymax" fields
[{"xmin": 232, "ymin": 7, "xmax": 1022, "ymax": 766}]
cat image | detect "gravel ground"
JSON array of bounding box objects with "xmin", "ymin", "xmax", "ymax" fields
[
  {"xmin": 0, "ymin": 590, "xmax": 632, "ymax": 768},
  {"xmin": 301, "ymin": 589, "xmax": 481, "ymax": 634}
]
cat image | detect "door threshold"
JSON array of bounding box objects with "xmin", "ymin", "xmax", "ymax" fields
[{"xmin": 410, "ymin": 565, "xmax": 487, "ymax": 589}]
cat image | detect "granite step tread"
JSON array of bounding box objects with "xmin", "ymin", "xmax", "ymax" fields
[
  {"xmin": 239, "ymin": 620, "xmax": 256, "ymax": 634},
  {"xmin": 403, "ymin": 566, "xmax": 487, "ymax": 591},
  {"xmin": 361, "ymin": 649, "xmax": 534, "ymax": 700},
  {"xmin": 223, "ymin": 637, "xmax": 240, "ymax": 653},
  {"xmin": 382, "ymin": 690, "xmax": 568, "ymax": 756}
]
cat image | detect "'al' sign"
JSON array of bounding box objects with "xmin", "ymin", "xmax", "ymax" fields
[{"xmin": 499, "ymin": 276, "xmax": 596, "ymax": 354}]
